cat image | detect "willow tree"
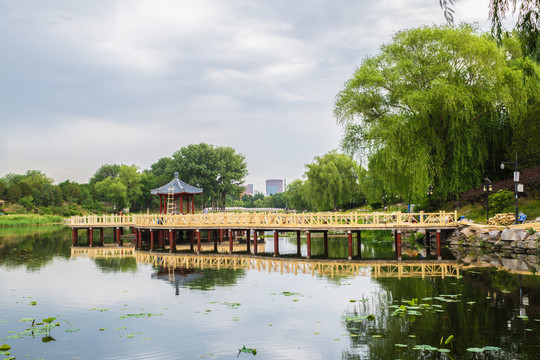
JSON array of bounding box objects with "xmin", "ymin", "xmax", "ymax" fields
[
  {"xmin": 304, "ymin": 151, "xmax": 360, "ymax": 211},
  {"xmin": 334, "ymin": 25, "xmax": 537, "ymax": 200}
]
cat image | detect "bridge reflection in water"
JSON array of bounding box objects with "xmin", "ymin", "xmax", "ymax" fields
[{"xmin": 70, "ymin": 247, "xmax": 460, "ymax": 279}]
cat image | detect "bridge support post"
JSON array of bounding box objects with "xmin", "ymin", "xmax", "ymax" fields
[
  {"xmin": 196, "ymin": 230, "xmax": 201, "ymax": 254},
  {"xmin": 213, "ymin": 230, "xmax": 218, "ymax": 252},
  {"xmin": 306, "ymin": 231, "xmax": 311, "ymax": 259},
  {"xmin": 323, "ymin": 231, "xmax": 328, "ymax": 257},
  {"xmin": 347, "ymin": 230, "xmax": 352, "ymax": 260},
  {"xmin": 230, "ymin": 230, "xmax": 235, "ymax": 253},
  {"xmin": 72, "ymin": 228, "xmax": 78, "ymax": 246},
  {"xmin": 296, "ymin": 231, "xmax": 301, "ymax": 256},
  {"xmin": 189, "ymin": 230, "xmax": 194, "ymax": 251},
  {"xmin": 246, "ymin": 229, "xmax": 251, "ymax": 253},
  {"xmin": 396, "ymin": 230, "xmax": 402, "ymax": 260},
  {"xmin": 150, "ymin": 230, "xmax": 154, "ymax": 251},
  {"xmin": 113, "ymin": 227, "xmax": 117, "ymax": 243},
  {"xmin": 88, "ymin": 228, "xmax": 93, "ymax": 247},
  {"xmin": 219, "ymin": 229, "xmax": 223, "ymax": 244},
  {"xmin": 274, "ymin": 230, "xmax": 279, "ymax": 257},
  {"xmin": 425, "ymin": 230, "xmax": 431, "ymax": 256},
  {"xmin": 253, "ymin": 231, "xmax": 258, "ymax": 254},
  {"xmin": 169, "ymin": 229, "xmax": 176, "ymax": 253},
  {"xmin": 436, "ymin": 230, "xmax": 442, "ymax": 260},
  {"xmin": 357, "ymin": 231, "xmax": 362, "ymax": 259},
  {"xmin": 100, "ymin": 228, "xmax": 104, "ymax": 246}
]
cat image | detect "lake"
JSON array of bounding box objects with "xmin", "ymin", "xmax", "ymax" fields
[{"xmin": 1, "ymin": 226, "xmax": 539, "ymax": 359}]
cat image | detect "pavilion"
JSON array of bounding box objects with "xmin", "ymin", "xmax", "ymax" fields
[{"xmin": 150, "ymin": 172, "xmax": 203, "ymax": 214}]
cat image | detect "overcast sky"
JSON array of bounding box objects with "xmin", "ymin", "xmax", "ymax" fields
[{"xmin": 0, "ymin": 0, "xmax": 508, "ymax": 193}]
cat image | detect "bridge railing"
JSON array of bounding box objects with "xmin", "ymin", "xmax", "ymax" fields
[{"xmin": 67, "ymin": 211, "xmax": 458, "ymax": 228}]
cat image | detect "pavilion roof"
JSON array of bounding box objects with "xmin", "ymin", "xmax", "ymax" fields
[{"xmin": 150, "ymin": 172, "xmax": 203, "ymax": 195}]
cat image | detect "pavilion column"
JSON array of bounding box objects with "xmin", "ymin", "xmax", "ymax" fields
[
  {"xmin": 88, "ymin": 228, "xmax": 93, "ymax": 247},
  {"xmin": 347, "ymin": 230, "xmax": 352, "ymax": 260},
  {"xmin": 150, "ymin": 230, "xmax": 154, "ymax": 251},
  {"xmin": 396, "ymin": 230, "xmax": 402, "ymax": 261},
  {"xmin": 293, "ymin": 231, "xmax": 299, "ymax": 256},
  {"xmin": 191, "ymin": 196, "xmax": 195, "ymax": 214},
  {"xmin": 436, "ymin": 230, "xmax": 442, "ymax": 260},
  {"xmin": 72, "ymin": 228, "xmax": 78, "ymax": 246},
  {"xmin": 159, "ymin": 196, "xmax": 163, "ymax": 214},
  {"xmin": 273, "ymin": 230, "xmax": 279, "ymax": 257},
  {"xmin": 213, "ymin": 230, "xmax": 218, "ymax": 252},
  {"xmin": 229, "ymin": 229, "xmax": 235, "ymax": 253},
  {"xmin": 253, "ymin": 230, "xmax": 258, "ymax": 254},
  {"xmin": 323, "ymin": 231, "xmax": 328, "ymax": 257},
  {"xmin": 306, "ymin": 231, "xmax": 311, "ymax": 259},
  {"xmin": 196, "ymin": 230, "xmax": 201, "ymax": 254},
  {"xmin": 100, "ymin": 228, "xmax": 104, "ymax": 246},
  {"xmin": 356, "ymin": 231, "xmax": 362, "ymax": 259},
  {"xmin": 179, "ymin": 196, "xmax": 183, "ymax": 214},
  {"xmin": 189, "ymin": 230, "xmax": 194, "ymax": 251}
]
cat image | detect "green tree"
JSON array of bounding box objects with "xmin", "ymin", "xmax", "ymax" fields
[
  {"xmin": 7, "ymin": 184, "xmax": 22, "ymax": 203},
  {"xmin": 154, "ymin": 143, "xmax": 248, "ymax": 209},
  {"xmin": 89, "ymin": 164, "xmax": 120, "ymax": 185},
  {"xmin": 94, "ymin": 177, "xmax": 128, "ymax": 210},
  {"xmin": 59, "ymin": 180, "xmax": 82, "ymax": 204},
  {"xmin": 118, "ymin": 165, "xmax": 143, "ymax": 207},
  {"xmin": 285, "ymin": 179, "xmax": 309, "ymax": 211},
  {"xmin": 0, "ymin": 181, "xmax": 6, "ymax": 200},
  {"xmin": 304, "ymin": 151, "xmax": 360, "ymax": 211},
  {"xmin": 335, "ymin": 26, "xmax": 538, "ymax": 201}
]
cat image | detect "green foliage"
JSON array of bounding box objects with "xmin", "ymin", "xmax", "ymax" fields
[
  {"xmin": 489, "ymin": 189, "xmax": 513, "ymax": 213},
  {"xmin": 0, "ymin": 180, "xmax": 6, "ymax": 200},
  {"xmin": 304, "ymin": 151, "xmax": 361, "ymax": 211},
  {"xmin": 334, "ymin": 26, "xmax": 540, "ymax": 202},
  {"xmin": 18, "ymin": 196, "xmax": 34, "ymax": 210},
  {"xmin": 151, "ymin": 143, "xmax": 248, "ymax": 209}
]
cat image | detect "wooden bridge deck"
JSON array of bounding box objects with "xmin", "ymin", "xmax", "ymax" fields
[
  {"xmin": 70, "ymin": 247, "xmax": 460, "ymax": 279},
  {"xmin": 66, "ymin": 211, "xmax": 459, "ymax": 231}
]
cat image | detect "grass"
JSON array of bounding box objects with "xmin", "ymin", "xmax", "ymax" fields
[
  {"xmin": 455, "ymin": 198, "xmax": 540, "ymax": 224},
  {"xmin": 0, "ymin": 214, "xmax": 65, "ymax": 227}
]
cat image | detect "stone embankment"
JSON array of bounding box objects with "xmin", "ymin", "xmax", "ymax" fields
[{"xmin": 445, "ymin": 218, "xmax": 540, "ymax": 254}]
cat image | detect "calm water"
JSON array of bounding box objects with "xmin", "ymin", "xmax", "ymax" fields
[{"xmin": 1, "ymin": 226, "xmax": 539, "ymax": 359}]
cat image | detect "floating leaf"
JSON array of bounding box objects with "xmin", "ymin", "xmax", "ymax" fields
[
  {"xmin": 0, "ymin": 345, "xmax": 11, "ymax": 351},
  {"xmin": 42, "ymin": 336, "xmax": 55, "ymax": 343},
  {"xmin": 367, "ymin": 315, "xmax": 375, "ymax": 321},
  {"xmin": 438, "ymin": 348, "xmax": 451, "ymax": 353},
  {"xmin": 29, "ymin": 301, "xmax": 37, "ymax": 306},
  {"xmin": 120, "ymin": 313, "xmax": 162, "ymax": 319},
  {"xmin": 483, "ymin": 346, "xmax": 501, "ymax": 351},
  {"xmin": 238, "ymin": 346, "xmax": 257, "ymax": 355},
  {"xmin": 64, "ymin": 328, "xmax": 81, "ymax": 333},
  {"xmin": 466, "ymin": 348, "xmax": 484, "ymax": 352},
  {"xmin": 394, "ymin": 344, "xmax": 407, "ymax": 348}
]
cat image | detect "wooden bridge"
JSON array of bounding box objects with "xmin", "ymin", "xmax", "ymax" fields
[
  {"xmin": 70, "ymin": 247, "xmax": 461, "ymax": 279},
  {"xmin": 67, "ymin": 211, "xmax": 458, "ymax": 261},
  {"xmin": 67, "ymin": 211, "xmax": 458, "ymax": 230}
]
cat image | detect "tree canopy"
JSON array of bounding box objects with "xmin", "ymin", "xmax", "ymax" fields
[
  {"xmin": 151, "ymin": 143, "xmax": 248, "ymax": 209},
  {"xmin": 334, "ymin": 25, "xmax": 540, "ymax": 201}
]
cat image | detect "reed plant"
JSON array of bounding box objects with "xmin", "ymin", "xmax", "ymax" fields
[{"xmin": 0, "ymin": 214, "xmax": 64, "ymax": 227}]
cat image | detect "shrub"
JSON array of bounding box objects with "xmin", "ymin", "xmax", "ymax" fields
[{"xmin": 489, "ymin": 189, "xmax": 513, "ymax": 213}]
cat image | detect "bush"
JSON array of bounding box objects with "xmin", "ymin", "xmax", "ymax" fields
[
  {"xmin": 489, "ymin": 189, "xmax": 513, "ymax": 213},
  {"xmin": 18, "ymin": 196, "xmax": 34, "ymax": 210}
]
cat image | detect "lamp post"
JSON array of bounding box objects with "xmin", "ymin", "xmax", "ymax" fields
[
  {"xmin": 500, "ymin": 153, "xmax": 519, "ymax": 224},
  {"xmin": 427, "ymin": 185, "xmax": 433, "ymax": 212},
  {"xmin": 482, "ymin": 178, "xmax": 492, "ymax": 221}
]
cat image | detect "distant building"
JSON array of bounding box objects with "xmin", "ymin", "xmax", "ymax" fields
[
  {"xmin": 266, "ymin": 179, "xmax": 285, "ymax": 196},
  {"xmin": 243, "ymin": 184, "xmax": 254, "ymax": 196}
]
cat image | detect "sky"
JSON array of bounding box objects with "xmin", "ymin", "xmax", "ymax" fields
[{"xmin": 0, "ymin": 0, "xmax": 508, "ymax": 193}]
